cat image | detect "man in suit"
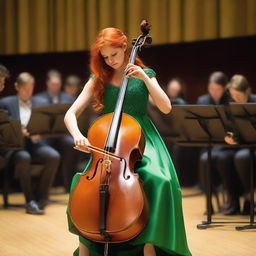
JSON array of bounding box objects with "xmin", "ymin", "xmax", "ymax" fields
[
  {"xmin": 36, "ymin": 69, "xmax": 74, "ymax": 104},
  {"xmin": 36, "ymin": 70, "xmax": 80, "ymax": 190},
  {"xmin": 1, "ymin": 72, "xmax": 60, "ymax": 214},
  {"xmin": 63, "ymin": 75, "xmax": 82, "ymax": 98}
]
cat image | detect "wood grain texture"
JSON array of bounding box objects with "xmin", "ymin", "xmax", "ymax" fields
[{"xmin": 0, "ymin": 189, "xmax": 255, "ymax": 256}]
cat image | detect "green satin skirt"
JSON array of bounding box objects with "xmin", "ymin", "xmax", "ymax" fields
[{"xmin": 67, "ymin": 115, "xmax": 192, "ymax": 256}]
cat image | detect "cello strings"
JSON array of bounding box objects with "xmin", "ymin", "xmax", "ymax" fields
[{"xmin": 104, "ymin": 242, "xmax": 109, "ymax": 256}]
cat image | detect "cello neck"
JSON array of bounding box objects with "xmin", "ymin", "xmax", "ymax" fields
[
  {"xmin": 104, "ymin": 46, "xmax": 139, "ymax": 153},
  {"xmin": 104, "ymin": 21, "xmax": 152, "ymax": 153}
]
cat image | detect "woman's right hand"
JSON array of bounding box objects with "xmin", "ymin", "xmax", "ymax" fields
[{"xmin": 73, "ymin": 134, "xmax": 91, "ymax": 153}]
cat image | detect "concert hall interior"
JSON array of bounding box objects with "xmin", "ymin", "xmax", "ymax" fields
[{"xmin": 0, "ymin": 1, "xmax": 256, "ymax": 256}]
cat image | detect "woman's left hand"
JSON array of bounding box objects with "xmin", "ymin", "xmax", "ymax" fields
[{"xmin": 125, "ymin": 63, "xmax": 146, "ymax": 81}]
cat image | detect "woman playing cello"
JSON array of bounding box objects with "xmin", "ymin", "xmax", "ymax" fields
[{"xmin": 64, "ymin": 26, "xmax": 191, "ymax": 256}]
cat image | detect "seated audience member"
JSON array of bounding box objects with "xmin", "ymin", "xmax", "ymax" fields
[
  {"xmin": 166, "ymin": 78, "xmax": 200, "ymax": 186},
  {"xmin": 1, "ymin": 72, "xmax": 60, "ymax": 214},
  {"xmin": 36, "ymin": 69, "xmax": 75, "ymax": 104},
  {"xmin": 64, "ymin": 75, "xmax": 82, "ymax": 98},
  {"xmin": 222, "ymin": 74, "xmax": 256, "ymax": 215},
  {"xmin": 36, "ymin": 70, "xmax": 81, "ymax": 190},
  {"xmin": 166, "ymin": 77, "xmax": 187, "ymax": 104},
  {"xmin": 197, "ymin": 71, "xmax": 230, "ymax": 213},
  {"xmin": 197, "ymin": 71, "xmax": 230, "ymax": 105}
]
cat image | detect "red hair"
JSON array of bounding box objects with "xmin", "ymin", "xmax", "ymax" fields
[{"xmin": 90, "ymin": 27, "xmax": 146, "ymax": 112}]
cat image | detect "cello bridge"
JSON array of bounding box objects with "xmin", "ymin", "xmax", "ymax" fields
[{"xmin": 103, "ymin": 159, "xmax": 112, "ymax": 174}]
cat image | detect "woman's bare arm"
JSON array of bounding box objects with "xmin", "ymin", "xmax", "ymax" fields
[
  {"xmin": 64, "ymin": 78, "xmax": 94, "ymax": 147},
  {"xmin": 125, "ymin": 64, "xmax": 171, "ymax": 114},
  {"xmin": 143, "ymin": 76, "xmax": 171, "ymax": 114}
]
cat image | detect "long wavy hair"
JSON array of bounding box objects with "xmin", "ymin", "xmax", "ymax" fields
[{"xmin": 90, "ymin": 27, "xmax": 146, "ymax": 112}]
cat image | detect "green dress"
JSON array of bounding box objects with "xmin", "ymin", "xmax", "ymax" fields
[{"xmin": 67, "ymin": 69, "xmax": 192, "ymax": 256}]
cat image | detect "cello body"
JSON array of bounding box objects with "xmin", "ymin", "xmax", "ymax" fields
[{"xmin": 69, "ymin": 113, "xmax": 148, "ymax": 242}]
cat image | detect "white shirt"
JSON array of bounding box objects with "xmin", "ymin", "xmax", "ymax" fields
[
  {"xmin": 49, "ymin": 93, "xmax": 59, "ymax": 104},
  {"xmin": 19, "ymin": 98, "xmax": 32, "ymax": 126}
]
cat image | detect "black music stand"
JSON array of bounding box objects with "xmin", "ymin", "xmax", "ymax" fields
[
  {"xmin": 228, "ymin": 103, "xmax": 256, "ymax": 231},
  {"xmin": 0, "ymin": 110, "xmax": 23, "ymax": 207},
  {"xmin": 170, "ymin": 105, "xmax": 249, "ymax": 229},
  {"xmin": 150, "ymin": 104, "xmax": 211, "ymax": 188},
  {"xmin": 0, "ymin": 110, "xmax": 23, "ymax": 150},
  {"xmin": 170, "ymin": 105, "xmax": 227, "ymax": 145},
  {"xmin": 26, "ymin": 103, "xmax": 72, "ymax": 137},
  {"xmin": 26, "ymin": 103, "xmax": 90, "ymax": 137}
]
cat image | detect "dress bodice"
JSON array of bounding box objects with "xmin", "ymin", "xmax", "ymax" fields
[{"xmin": 102, "ymin": 69, "xmax": 156, "ymax": 116}]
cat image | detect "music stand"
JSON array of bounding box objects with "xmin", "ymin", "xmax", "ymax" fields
[
  {"xmin": 26, "ymin": 103, "xmax": 72, "ymax": 137},
  {"xmin": 170, "ymin": 105, "xmax": 227, "ymax": 145},
  {"xmin": 169, "ymin": 105, "xmax": 249, "ymax": 229},
  {"xmin": 148, "ymin": 104, "xmax": 179, "ymax": 138},
  {"xmin": 26, "ymin": 103, "xmax": 90, "ymax": 138},
  {"xmin": 228, "ymin": 103, "xmax": 256, "ymax": 231},
  {"xmin": 0, "ymin": 110, "xmax": 23, "ymax": 150},
  {"xmin": 0, "ymin": 110, "xmax": 23, "ymax": 207}
]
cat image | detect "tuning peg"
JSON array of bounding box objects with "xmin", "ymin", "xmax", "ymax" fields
[{"xmin": 132, "ymin": 38, "xmax": 137, "ymax": 45}]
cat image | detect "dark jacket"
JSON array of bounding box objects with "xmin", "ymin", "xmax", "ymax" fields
[
  {"xmin": 35, "ymin": 91, "xmax": 74, "ymax": 105},
  {"xmin": 224, "ymin": 94, "xmax": 256, "ymax": 143},
  {"xmin": 0, "ymin": 95, "xmax": 49, "ymax": 149},
  {"xmin": 0, "ymin": 95, "xmax": 48, "ymax": 120},
  {"xmin": 197, "ymin": 91, "xmax": 230, "ymax": 105},
  {"xmin": 248, "ymin": 94, "xmax": 256, "ymax": 103},
  {"xmin": 170, "ymin": 97, "xmax": 186, "ymax": 105}
]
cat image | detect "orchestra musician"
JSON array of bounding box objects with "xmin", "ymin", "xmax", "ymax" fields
[{"xmin": 64, "ymin": 27, "xmax": 191, "ymax": 256}]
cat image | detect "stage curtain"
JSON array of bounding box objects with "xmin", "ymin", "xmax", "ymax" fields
[{"xmin": 0, "ymin": 0, "xmax": 256, "ymax": 54}]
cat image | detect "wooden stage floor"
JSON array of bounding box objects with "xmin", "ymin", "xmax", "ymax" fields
[{"xmin": 0, "ymin": 188, "xmax": 255, "ymax": 256}]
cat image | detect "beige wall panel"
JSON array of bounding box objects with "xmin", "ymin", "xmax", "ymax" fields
[
  {"xmin": 17, "ymin": 0, "xmax": 30, "ymax": 53},
  {"xmin": 1, "ymin": 0, "xmax": 256, "ymax": 54},
  {"xmin": 53, "ymin": 0, "xmax": 66, "ymax": 51},
  {"xmin": 127, "ymin": 0, "xmax": 145, "ymax": 41},
  {"xmin": 202, "ymin": 0, "xmax": 218, "ymax": 39},
  {"xmin": 86, "ymin": 0, "xmax": 99, "ymax": 47},
  {"xmin": 73, "ymin": 0, "xmax": 86, "ymax": 50},
  {"xmin": 2, "ymin": 0, "xmax": 17, "ymax": 54},
  {"xmin": 66, "ymin": 0, "xmax": 75, "ymax": 50},
  {"xmin": 0, "ymin": 0, "xmax": 5, "ymax": 54},
  {"xmin": 30, "ymin": 0, "xmax": 49, "ymax": 53},
  {"xmin": 147, "ymin": 0, "xmax": 168, "ymax": 44},
  {"xmin": 168, "ymin": 0, "xmax": 183, "ymax": 43},
  {"xmin": 246, "ymin": 0, "xmax": 256, "ymax": 34},
  {"xmin": 220, "ymin": 0, "xmax": 247, "ymax": 38},
  {"xmin": 113, "ymin": 0, "xmax": 126, "ymax": 33},
  {"xmin": 183, "ymin": 0, "xmax": 203, "ymax": 41},
  {"xmin": 99, "ymin": 0, "xmax": 113, "ymax": 29}
]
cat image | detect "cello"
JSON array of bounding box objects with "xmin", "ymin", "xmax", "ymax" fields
[{"xmin": 69, "ymin": 20, "xmax": 152, "ymax": 253}]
